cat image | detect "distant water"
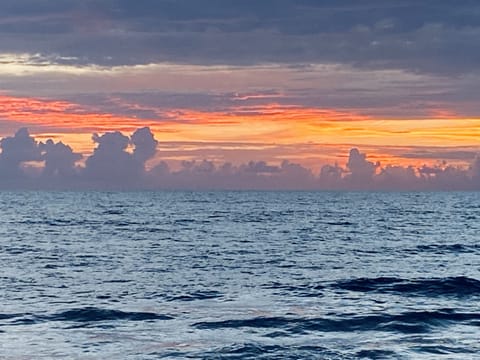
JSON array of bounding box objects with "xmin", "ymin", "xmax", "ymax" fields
[{"xmin": 1, "ymin": 191, "xmax": 479, "ymax": 359}]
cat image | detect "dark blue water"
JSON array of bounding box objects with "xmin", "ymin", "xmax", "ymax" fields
[{"xmin": 1, "ymin": 191, "xmax": 479, "ymax": 359}]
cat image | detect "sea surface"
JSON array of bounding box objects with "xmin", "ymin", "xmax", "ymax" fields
[{"xmin": 0, "ymin": 191, "xmax": 479, "ymax": 359}]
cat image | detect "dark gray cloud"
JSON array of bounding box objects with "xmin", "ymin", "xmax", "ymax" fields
[{"xmin": 0, "ymin": 1, "xmax": 479, "ymax": 75}]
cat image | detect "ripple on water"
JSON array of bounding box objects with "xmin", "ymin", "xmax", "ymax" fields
[
  {"xmin": 333, "ymin": 276, "xmax": 480, "ymax": 298},
  {"xmin": 193, "ymin": 309, "xmax": 480, "ymax": 334}
]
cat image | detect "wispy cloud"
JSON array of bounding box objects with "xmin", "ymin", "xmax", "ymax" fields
[{"xmin": 1, "ymin": 93, "xmax": 480, "ymax": 170}]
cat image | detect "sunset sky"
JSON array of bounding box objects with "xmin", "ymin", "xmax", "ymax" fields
[{"xmin": 1, "ymin": 1, "xmax": 480, "ymax": 188}]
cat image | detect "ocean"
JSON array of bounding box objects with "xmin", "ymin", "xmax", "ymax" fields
[{"xmin": 0, "ymin": 191, "xmax": 479, "ymax": 359}]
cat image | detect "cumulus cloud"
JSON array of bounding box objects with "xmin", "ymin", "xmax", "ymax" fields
[
  {"xmin": 0, "ymin": 128, "xmax": 41, "ymax": 181},
  {"xmin": 40, "ymin": 139, "xmax": 82, "ymax": 178},
  {"xmin": 319, "ymin": 163, "xmax": 343, "ymax": 189},
  {"xmin": 83, "ymin": 127, "xmax": 157, "ymax": 188},
  {"xmin": 0, "ymin": 127, "xmax": 480, "ymax": 190},
  {"xmin": 84, "ymin": 131, "xmax": 135, "ymax": 182},
  {"xmin": 376, "ymin": 165, "xmax": 419, "ymax": 190},
  {"xmin": 131, "ymin": 126, "xmax": 158, "ymax": 163},
  {"xmin": 345, "ymin": 148, "xmax": 380, "ymax": 188},
  {"xmin": 0, "ymin": 128, "xmax": 82, "ymax": 187},
  {"xmin": 0, "ymin": 127, "xmax": 41, "ymax": 164},
  {"xmin": 149, "ymin": 159, "xmax": 316, "ymax": 190}
]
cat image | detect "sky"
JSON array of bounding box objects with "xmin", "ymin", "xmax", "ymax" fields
[{"xmin": 1, "ymin": 0, "xmax": 480, "ymax": 189}]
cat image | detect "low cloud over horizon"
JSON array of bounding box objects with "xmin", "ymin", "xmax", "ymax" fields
[{"xmin": 2, "ymin": 127, "xmax": 480, "ymax": 191}]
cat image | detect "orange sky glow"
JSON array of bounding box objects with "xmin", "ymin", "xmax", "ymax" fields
[{"xmin": 1, "ymin": 93, "xmax": 479, "ymax": 170}]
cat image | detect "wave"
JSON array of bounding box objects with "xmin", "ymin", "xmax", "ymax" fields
[
  {"xmin": 355, "ymin": 349, "xmax": 398, "ymax": 359},
  {"xmin": 193, "ymin": 309, "xmax": 480, "ymax": 334},
  {"xmin": 102, "ymin": 209, "xmax": 124, "ymax": 215},
  {"xmin": 263, "ymin": 282, "xmax": 325, "ymax": 297},
  {"xmin": 4, "ymin": 307, "xmax": 173, "ymax": 326},
  {"xmin": 163, "ymin": 290, "xmax": 223, "ymax": 302},
  {"xmin": 414, "ymin": 243, "xmax": 480, "ymax": 254},
  {"xmin": 325, "ymin": 221, "xmax": 355, "ymax": 226},
  {"xmin": 410, "ymin": 344, "xmax": 478, "ymax": 355},
  {"xmin": 199, "ymin": 344, "xmax": 403, "ymax": 359},
  {"xmin": 0, "ymin": 313, "xmax": 23, "ymax": 320},
  {"xmin": 333, "ymin": 276, "xmax": 480, "ymax": 297},
  {"xmin": 46, "ymin": 307, "xmax": 173, "ymax": 322},
  {"xmin": 199, "ymin": 344, "xmax": 347, "ymax": 359},
  {"xmin": 264, "ymin": 276, "xmax": 480, "ymax": 298}
]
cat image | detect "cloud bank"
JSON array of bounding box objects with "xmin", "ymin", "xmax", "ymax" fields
[
  {"xmin": 0, "ymin": 0, "xmax": 478, "ymax": 76},
  {"xmin": 1, "ymin": 127, "xmax": 480, "ymax": 191}
]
